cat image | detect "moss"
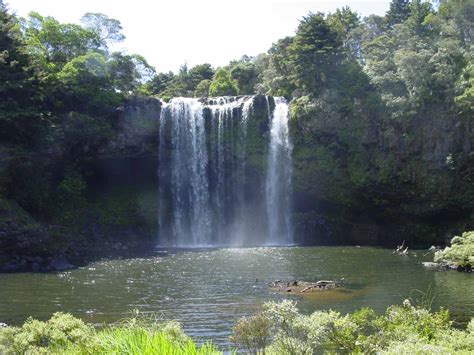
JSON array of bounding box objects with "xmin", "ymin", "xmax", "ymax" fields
[{"xmin": 89, "ymin": 185, "xmax": 158, "ymax": 234}]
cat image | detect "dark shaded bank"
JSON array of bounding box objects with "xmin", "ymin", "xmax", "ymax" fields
[{"xmin": 0, "ymin": 97, "xmax": 162, "ymax": 272}]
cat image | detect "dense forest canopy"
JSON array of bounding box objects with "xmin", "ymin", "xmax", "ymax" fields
[
  {"xmin": 1, "ymin": 0, "xmax": 472, "ymax": 144},
  {"xmin": 0, "ymin": 0, "xmax": 473, "ymax": 249}
]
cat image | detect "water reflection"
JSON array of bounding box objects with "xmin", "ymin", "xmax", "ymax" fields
[{"xmin": 0, "ymin": 247, "xmax": 472, "ymax": 345}]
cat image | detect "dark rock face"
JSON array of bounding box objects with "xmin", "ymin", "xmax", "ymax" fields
[
  {"xmin": 290, "ymin": 95, "xmax": 474, "ymax": 247},
  {"xmin": 2, "ymin": 92, "xmax": 473, "ymax": 272},
  {"xmin": 0, "ymin": 201, "xmax": 80, "ymax": 272},
  {"xmin": 102, "ymin": 96, "xmax": 162, "ymax": 157}
]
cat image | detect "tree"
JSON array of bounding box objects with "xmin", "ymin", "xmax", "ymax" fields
[
  {"xmin": 0, "ymin": 2, "xmax": 45, "ymax": 144},
  {"xmin": 208, "ymin": 68, "xmax": 238, "ymax": 96},
  {"xmin": 288, "ymin": 12, "xmax": 342, "ymax": 95},
  {"xmin": 80, "ymin": 12, "xmax": 125, "ymax": 50},
  {"xmin": 386, "ymin": 0, "xmax": 411, "ymax": 28},
  {"xmin": 259, "ymin": 37, "xmax": 296, "ymax": 97},
  {"xmin": 455, "ymin": 63, "xmax": 474, "ymax": 114},
  {"xmin": 147, "ymin": 71, "xmax": 175, "ymax": 95},
  {"xmin": 229, "ymin": 56, "xmax": 257, "ymax": 95},
  {"xmin": 404, "ymin": 0, "xmax": 434, "ymax": 36},
  {"xmin": 327, "ymin": 7, "xmax": 362, "ymax": 60},
  {"xmin": 437, "ymin": 0, "xmax": 474, "ymax": 45},
  {"xmin": 327, "ymin": 6, "xmax": 361, "ymax": 42},
  {"xmin": 194, "ymin": 79, "xmax": 211, "ymax": 97},
  {"xmin": 187, "ymin": 63, "xmax": 214, "ymax": 91},
  {"xmin": 23, "ymin": 12, "xmax": 99, "ymax": 71},
  {"xmin": 109, "ymin": 52, "xmax": 155, "ymax": 93},
  {"xmin": 57, "ymin": 52, "xmax": 119, "ymax": 111}
]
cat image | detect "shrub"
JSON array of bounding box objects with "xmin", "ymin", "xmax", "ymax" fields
[
  {"xmin": 232, "ymin": 300, "xmax": 474, "ymax": 355},
  {"xmin": 208, "ymin": 68, "xmax": 238, "ymax": 97},
  {"xmin": 0, "ymin": 312, "xmax": 93, "ymax": 354},
  {"xmin": 434, "ymin": 231, "xmax": 474, "ymax": 268},
  {"xmin": 0, "ymin": 312, "xmax": 221, "ymax": 355},
  {"xmin": 230, "ymin": 312, "xmax": 270, "ymax": 354}
]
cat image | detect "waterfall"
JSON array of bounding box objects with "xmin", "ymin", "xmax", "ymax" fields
[
  {"xmin": 266, "ymin": 97, "xmax": 293, "ymax": 245},
  {"xmin": 159, "ymin": 98, "xmax": 211, "ymax": 246},
  {"xmin": 158, "ymin": 96, "xmax": 292, "ymax": 247}
]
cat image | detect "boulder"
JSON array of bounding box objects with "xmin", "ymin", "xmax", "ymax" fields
[{"xmin": 48, "ymin": 255, "xmax": 75, "ymax": 271}]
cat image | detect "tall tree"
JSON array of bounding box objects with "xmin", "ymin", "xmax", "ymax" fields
[
  {"xmin": 386, "ymin": 0, "xmax": 411, "ymax": 27},
  {"xmin": 0, "ymin": 2, "xmax": 44, "ymax": 144},
  {"xmin": 288, "ymin": 12, "xmax": 342, "ymax": 96},
  {"xmin": 80, "ymin": 12, "xmax": 125, "ymax": 50},
  {"xmin": 23, "ymin": 12, "xmax": 99, "ymax": 72}
]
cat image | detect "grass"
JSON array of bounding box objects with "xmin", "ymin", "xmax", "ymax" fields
[
  {"xmin": 0, "ymin": 312, "xmax": 222, "ymax": 355},
  {"xmin": 0, "ymin": 301, "xmax": 473, "ymax": 354},
  {"xmin": 63, "ymin": 326, "xmax": 221, "ymax": 354}
]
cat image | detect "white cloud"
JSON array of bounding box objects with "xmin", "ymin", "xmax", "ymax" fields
[{"xmin": 6, "ymin": 0, "xmax": 391, "ymax": 72}]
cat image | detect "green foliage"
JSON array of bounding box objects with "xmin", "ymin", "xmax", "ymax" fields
[
  {"xmin": 289, "ymin": 12, "xmax": 342, "ymax": 95},
  {"xmin": 151, "ymin": 63, "xmax": 215, "ymax": 98},
  {"xmin": 187, "ymin": 63, "xmax": 215, "ymax": 91},
  {"xmin": 209, "ymin": 68, "xmax": 239, "ymax": 97},
  {"xmin": 146, "ymin": 71, "xmax": 175, "ymax": 96},
  {"xmin": 194, "ymin": 79, "xmax": 212, "ymax": 97},
  {"xmin": 228, "ymin": 55, "xmax": 258, "ymax": 95},
  {"xmin": 23, "ymin": 12, "xmax": 99, "ymax": 72},
  {"xmin": 0, "ymin": 304, "xmax": 473, "ymax": 354},
  {"xmin": 256, "ymin": 37, "xmax": 295, "ymax": 97},
  {"xmin": 386, "ymin": 0, "xmax": 411, "ymax": 28},
  {"xmin": 109, "ymin": 52, "xmax": 155, "ymax": 93},
  {"xmin": 57, "ymin": 171, "xmax": 87, "ymax": 224},
  {"xmin": 0, "ymin": 312, "xmax": 221, "ymax": 355},
  {"xmin": 0, "ymin": 312, "xmax": 94, "ymax": 354},
  {"xmin": 74, "ymin": 322, "xmax": 219, "ymax": 354},
  {"xmin": 80, "ymin": 12, "xmax": 125, "ymax": 49},
  {"xmin": 455, "ymin": 62, "xmax": 474, "ymax": 113},
  {"xmin": 230, "ymin": 312, "xmax": 270, "ymax": 353},
  {"xmin": 0, "ymin": 4, "xmax": 45, "ymax": 145},
  {"xmin": 230, "ymin": 300, "xmax": 473, "ymax": 354},
  {"xmin": 434, "ymin": 230, "xmax": 474, "ymax": 268}
]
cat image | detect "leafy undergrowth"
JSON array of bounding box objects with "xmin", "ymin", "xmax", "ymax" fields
[
  {"xmin": 1, "ymin": 301, "xmax": 473, "ymax": 354},
  {"xmin": 0, "ymin": 313, "xmax": 221, "ymax": 355},
  {"xmin": 232, "ymin": 300, "xmax": 474, "ymax": 354},
  {"xmin": 435, "ymin": 231, "xmax": 474, "ymax": 270}
]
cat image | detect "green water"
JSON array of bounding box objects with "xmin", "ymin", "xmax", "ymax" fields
[{"xmin": 0, "ymin": 247, "xmax": 473, "ymax": 345}]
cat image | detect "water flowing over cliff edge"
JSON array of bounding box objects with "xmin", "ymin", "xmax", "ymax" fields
[{"xmin": 158, "ymin": 96, "xmax": 293, "ymax": 247}]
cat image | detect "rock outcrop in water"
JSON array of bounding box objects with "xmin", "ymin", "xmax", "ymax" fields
[{"xmin": 269, "ymin": 279, "xmax": 342, "ymax": 294}]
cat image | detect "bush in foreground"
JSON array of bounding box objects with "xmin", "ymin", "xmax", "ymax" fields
[
  {"xmin": 0, "ymin": 312, "xmax": 220, "ymax": 354},
  {"xmin": 1, "ymin": 302, "xmax": 473, "ymax": 354},
  {"xmin": 232, "ymin": 300, "xmax": 474, "ymax": 354}
]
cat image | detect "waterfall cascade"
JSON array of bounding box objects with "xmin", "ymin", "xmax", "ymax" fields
[
  {"xmin": 266, "ymin": 97, "xmax": 293, "ymax": 244},
  {"xmin": 158, "ymin": 96, "xmax": 293, "ymax": 247}
]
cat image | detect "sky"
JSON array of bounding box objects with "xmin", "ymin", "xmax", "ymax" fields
[{"xmin": 6, "ymin": 0, "xmax": 392, "ymax": 73}]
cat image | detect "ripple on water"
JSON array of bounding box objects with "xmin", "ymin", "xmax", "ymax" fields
[{"xmin": 0, "ymin": 246, "xmax": 473, "ymax": 346}]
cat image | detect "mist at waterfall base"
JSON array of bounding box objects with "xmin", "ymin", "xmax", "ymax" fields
[{"xmin": 157, "ymin": 96, "xmax": 293, "ymax": 248}]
